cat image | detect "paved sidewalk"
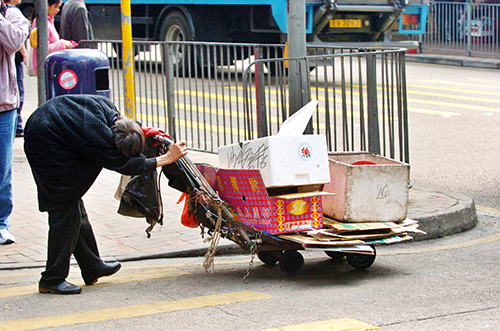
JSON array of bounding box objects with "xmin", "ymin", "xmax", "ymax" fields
[{"xmin": 1, "ymin": 52, "xmax": 486, "ymax": 270}]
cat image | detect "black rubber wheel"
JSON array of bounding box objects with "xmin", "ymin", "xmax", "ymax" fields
[
  {"xmin": 346, "ymin": 247, "xmax": 376, "ymax": 270},
  {"xmin": 279, "ymin": 250, "xmax": 304, "ymax": 275},
  {"xmin": 325, "ymin": 251, "xmax": 346, "ymax": 260},
  {"xmin": 159, "ymin": 11, "xmax": 199, "ymax": 76},
  {"xmin": 257, "ymin": 251, "xmax": 283, "ymax": 265}
]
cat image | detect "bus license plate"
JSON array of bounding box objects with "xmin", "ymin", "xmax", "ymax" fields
[{"xmin": 330, "ymin": 19, "xmax": 362, "ymax": 28}]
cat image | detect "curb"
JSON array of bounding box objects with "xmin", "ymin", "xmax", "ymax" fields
[
  {"xmin": 0, "ymin": 245, "xmax": 245, "ymax": 271},
  {"xmin": 412, "ymin": 192, "xmax": 478, "ymax": 241},
  {"xmin": 117, "ymin": 244, "xmax": 245, "ymax": 263},
  {"xmin": 406, "ymin": 54, "xmax": 500, "ymax": 70}
]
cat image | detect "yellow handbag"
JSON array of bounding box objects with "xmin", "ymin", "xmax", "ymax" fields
[{"xmin": 29, "ymin": 28, "xmax": 37, "ymax": 49}]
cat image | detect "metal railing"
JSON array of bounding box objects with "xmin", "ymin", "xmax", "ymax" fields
[
  {"xmin": 243, "ymin": 48, "xmax": 409, "ymax": 163},
  {"xmin": 414, "ymin": 1, "xmax": 500, "ymax": 56},
  {"xmin": 79, "ymin": 40, "xmax": 409, "ymax": 162}
]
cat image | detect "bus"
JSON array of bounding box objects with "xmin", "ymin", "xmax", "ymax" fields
[{"xmin": 20, "ymin": 0, "xmax": 410, "ymax": 44}]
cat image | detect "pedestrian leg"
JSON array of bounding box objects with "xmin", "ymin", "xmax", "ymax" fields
[
  {"xmin": 72, "ymin": 199, "xmax": 103, "ymax": 282},
  {"xmin": 40, "ymin": 201, "xmax": 83, "ymax": 285}
]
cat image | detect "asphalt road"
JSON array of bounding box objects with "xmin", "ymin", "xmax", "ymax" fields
[
  {"xmin": 0, "ymin": 211, "xmax": 499, "ymax": 330},
  {"xmin": 403, "ymin": 63, "xmax": 500, "ymax": 210}
]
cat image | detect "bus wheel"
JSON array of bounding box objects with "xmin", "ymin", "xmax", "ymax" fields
[{"xmin": 160, "ymin": 11, "xmax": 198, "ymax": 76}]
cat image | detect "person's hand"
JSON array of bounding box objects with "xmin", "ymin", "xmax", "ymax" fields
[
  {"xmin": 63, "ymin": 40, "xmax": 74, "ymax": 49},
  {"xmin": 156, "ymin": 141, "xmax": 187, "ymax": 167}
]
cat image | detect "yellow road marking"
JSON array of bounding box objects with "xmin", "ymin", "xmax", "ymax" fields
[
  {"xmin": 411, "ymin": 82, "xmax": 500, "ymax": 96},
  {"xmin": 0, "ymin": 271, "xmax": 40, "ymax": 279},
  {"xmin": 476, "ymin": 205, "xmax": 500, "ymax": 216},
  {"xmin": 180, "ymin": 85, "xmax": 464, "ymax": 116},
  {"xmin": 424, "ymin": 79, "xmax": 500, "ymax": 89},
  {"xmin": 259, "ymin": 318, "xmax": 379, "ymax": 331},
  {"xmin": 133, "ymin": 87, "xmax": 466, "ymax": 127},
  {"xmin": 0, "ymin": 291, "xmax": 270, "ymax": 331},
  {"xmin": 0, "ymin": 285, "xmax": 38, "ymax": 299},
  {"xmin": 176, "ymin": 90, "xmax": 460, "ymax": 118},
  {"xmin": 0, "ymin": 267, "xmax": 190, "ymax": 299},
  {"xmin": 407, "ymin": 97, "xmax": 500, "ymax": 113},
  {"xmin": 409, "ymin": 89, "xmax": 500, "ymax": 105}
]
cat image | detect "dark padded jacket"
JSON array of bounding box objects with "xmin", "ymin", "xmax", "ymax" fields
[{"xmin": 24, "ymin": 95, "xmax": 156, "ymax": 211}]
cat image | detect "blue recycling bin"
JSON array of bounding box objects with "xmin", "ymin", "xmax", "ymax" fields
[{"xmin": 45, "ymin": 49, "xmax": 110, "ymax": 100}]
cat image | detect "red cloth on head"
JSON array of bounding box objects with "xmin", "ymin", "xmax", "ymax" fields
[{"xmin": 141, "ymin": 127, "xmax": 170, "ymax": 138}]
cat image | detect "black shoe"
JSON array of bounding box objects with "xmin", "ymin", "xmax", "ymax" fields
[
  {"xmin": 39, "ymin": 281, "xmax": 82, "ymax": 294},
  {"xmin": 84, "ymin": 261, "xmax": 122, "ymax": 286},
  {"xmin": 15, "ymin": 131, "xmax": 23, "ymax": 137}
]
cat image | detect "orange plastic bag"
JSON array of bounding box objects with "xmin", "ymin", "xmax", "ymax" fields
[{"xmin": 177, "ymin": 193, "xmax": 199, "ymax": 228}]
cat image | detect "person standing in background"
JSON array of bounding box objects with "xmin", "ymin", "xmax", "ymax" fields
[
  {"xmin": 60, "ymin": 0, "xmax": 93, "ymax": 44},
  {"xmin": 5, "ymin": 0, "xmax": 26, "ymax": 138},
  {"xmin": 30, "ymin": 0, "xmax": 76, "ymax": 75},
  {"xmin": 0, "ymin": 0, "xmax": 29, "ymax": 245}
]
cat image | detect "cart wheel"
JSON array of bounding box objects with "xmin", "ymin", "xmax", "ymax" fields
[
  {"xmin": 346, "ymin": 247, "xmax": 376, "ymax": 270},
  {"xmin": 257, "ymin": 251, "xmax": 283, "ymax": 265},
  {"xmin": 324, "ymin": 251, "xmax": 346, "ymax": 260},
  {"xmin": 279, "ymin": 250, "xmax": 304, "ymax": 275}
]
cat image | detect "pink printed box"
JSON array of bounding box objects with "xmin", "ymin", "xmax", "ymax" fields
[{"xmin": 198, "ymin": 166, "xmax": 324, "ymax": 235}]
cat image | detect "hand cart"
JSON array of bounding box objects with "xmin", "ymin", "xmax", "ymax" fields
[{"xmin": 155, "ymin": 135, "xmax": 385, "ymax": 276}]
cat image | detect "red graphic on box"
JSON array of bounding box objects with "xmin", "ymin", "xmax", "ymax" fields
[
  {"xmin": 197, "ymin": 165, "xmax": 323, "ymax": 235},
  {"xmin": 301, "ymin": 146, "xmax": 310, "ymax": 158}
]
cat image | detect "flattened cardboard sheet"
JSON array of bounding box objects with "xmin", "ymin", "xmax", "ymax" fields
[
  {"xmin": 323, "ymin": 218, "xmax": 399, "ymax": 232},
  {"xmin": 279, "ymin": 233, "xmax": 364, "ymax": 246}
]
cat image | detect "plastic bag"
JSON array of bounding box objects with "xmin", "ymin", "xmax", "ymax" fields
[
  {"xmin": 26, "ymin": 42, "xmax": 36, "ymax": 77},
  {"xmin": 177, "ymin": 192, "xmax": 199, "ymax": 228},
  {"xmin": 117, "ymin": 137, "xmax": 163, "ymax": 237},
  {"xmin": 117, "ymin": 169, "xmax": 162, "ymax": 222}
]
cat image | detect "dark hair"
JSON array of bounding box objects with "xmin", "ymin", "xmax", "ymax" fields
[
  {"xmin": 112, "ymin": 116, "xmax": 145, "ymax": 157},
  {"xmin": 30, "ymin": 0, "xmax": 62, "ymax": 20}
]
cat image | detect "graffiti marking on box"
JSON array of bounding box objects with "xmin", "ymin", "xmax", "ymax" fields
[
  {"xmin": 225, "ymin": 142, "xmax": 269, "ymax": 169},
  {"xmin": 376, "ymin": 183, "xmax": 390, "ymax": 200}
]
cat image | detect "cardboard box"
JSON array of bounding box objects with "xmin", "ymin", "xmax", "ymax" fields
[
  {"xmin": 218, "ymin": 135, "xmax": 330, "ymax": 188},
  {"xmin": 322, "ymin": 152, "xmax": 410, "ymax": 222},
  {"xmin": 198, "ymin": 166, "xmax": 325, "ymax": 235}
]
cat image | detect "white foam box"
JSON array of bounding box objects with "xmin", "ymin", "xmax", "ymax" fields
[
  {"xmin": 322, "ymin": 152, "xmax": 410, "ymax": 222},
  {"xmin": 218, "ymin": 135, "xmax": 330, "ymax": 188}
]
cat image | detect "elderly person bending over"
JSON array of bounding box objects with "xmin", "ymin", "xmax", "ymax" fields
[{"xmin": 24, "ymin": 95, "xmax": 187, "ymax": 295}]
